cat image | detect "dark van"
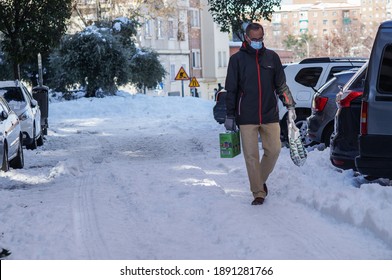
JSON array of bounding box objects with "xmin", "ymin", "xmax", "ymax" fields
[{"xmin": 355, "ymin": 20, "xmax": 392, "ymax": 179}]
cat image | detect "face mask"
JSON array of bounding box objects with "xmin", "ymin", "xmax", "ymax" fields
[{"xmin": 250, "ymin": 41, "xmax": 263, "ymax": 50}]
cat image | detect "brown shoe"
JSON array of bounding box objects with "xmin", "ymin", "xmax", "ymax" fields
[
  {"xmin": 251, "ymin": 197, "xmax": 265, "ymax": 205},
  {"xmin": 264, "ymin": 183, "xmax": 268, "ymax": 196}
]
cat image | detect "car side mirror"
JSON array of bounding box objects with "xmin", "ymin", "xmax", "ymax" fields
[
  {"xmin": 31, "ymin": 99, "xmax": 38, "ymax": 107},
  {"xmin": 0, "ymin": 110, "xmax": 8, "ymax": 120}
]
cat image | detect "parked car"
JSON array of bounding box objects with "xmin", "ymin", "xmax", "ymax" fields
[
  {"xmin": 330, "ymin": 62, "xmax": 368, "ymax": 170},
  {"xmin": 0, "ymin": 80, "xmax": 43, "ymax": 150},
  {"xmin": 307, "ymin": 69, "xmax": 360, "ymax": 146},
  {"xmin": 281, "ymin": 57, "xmax": 367, "ymax": 145},
  {"xmin": 0, "ymin": 96, "xmax": 24, "ymax": 171},
  {"xmin": 355, "ymin": 20, "xmax": 392, "ymax": 179}
]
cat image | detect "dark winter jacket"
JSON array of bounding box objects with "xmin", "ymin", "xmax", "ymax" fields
[{"xmin": 225, "ymin": 42, "xmax": 295, "ymax": 125}]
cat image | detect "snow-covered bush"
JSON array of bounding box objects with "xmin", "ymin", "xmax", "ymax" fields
[
  {"xmin": 49, "ymin": 25, "xmax": 131, "ymax": 97},
  {"xmin": 48, "ymin": 18, "xmax": 166, "ymax": 98}
]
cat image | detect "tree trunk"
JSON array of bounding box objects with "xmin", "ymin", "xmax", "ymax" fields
[{"xmin": 13, "ymin": 63, "xmax": 20, "ymax": 80}]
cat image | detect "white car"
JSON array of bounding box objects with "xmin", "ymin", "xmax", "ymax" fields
[
  {"xmin": 0, "ymin": 96, "xmax": 24, "ymax": 171},
  {"xmin": 0, "ymin": 80, "xmax": 43, "ymax": 150}
]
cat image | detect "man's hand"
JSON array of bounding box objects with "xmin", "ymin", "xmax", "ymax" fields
[
  {"xmin": 288, "ymin": 108, "xmax": 296, "ymax": 123},
  {"xmin": 224, "ymin": 116, "xmax": 236, "ymax": 131}
]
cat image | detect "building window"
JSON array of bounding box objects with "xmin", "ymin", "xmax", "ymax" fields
[
  {"xmin": 177, "ymin": 21, "xmax": 185, "ymax": 41},
  {"xmin": 170, "ymin": 64, "xmax": 176, "ymax": 81},
  {"xmin": 190, "ymin": 9, "xmax": 200, "ymax": 27},
  {"xmin": 168, "ymin": 19, "xmax": 174, "ymax": 39},
  {"xmin": 145, "ymin": 19, "xmax": 152, "ymax": 38},
  {"xmin": 192, "ymin": 50, "xmax": 201, "ymax": 68},
  {"xmin": 156, "ymin": 19, "xmax": 164, "ymax": 39},
  {"xmin": 218, "ymin": 51, "xmax": 227, "ymax": 67}
]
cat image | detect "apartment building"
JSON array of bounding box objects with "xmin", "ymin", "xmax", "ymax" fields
[
  {"xmin": 260, "ymin": 1, "xmax": 363, "ymax": 60},
  {"xmin": 360, "ymin": 0, "xmax": 392, "ymax": 35}
]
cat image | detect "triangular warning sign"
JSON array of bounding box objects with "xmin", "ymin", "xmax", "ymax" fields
[
  {"xmin": 189, "ymin": 77, "xmax": 200, "ymax": 87},
  {"xmin": 175, "ymin": 67, "xmax": 190, "ymax": 80}
]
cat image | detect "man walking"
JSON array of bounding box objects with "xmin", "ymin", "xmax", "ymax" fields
[{"xmin": 224, "ymin": 22, "xmax": 296, "ymax": 205}]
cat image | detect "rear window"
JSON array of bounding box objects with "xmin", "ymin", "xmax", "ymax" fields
[
  {"xmin": 294, "ymin": 66, "xmax": 360, "ymax": 88},
  {"xmin": 326, "ymin": 66, "xmax": 359, "ymax": 81},
  {"xmin": 294, "ymin": 67, "xmax": 322, "ymax": 88},
  {"xmin": 320, "ymin": 73, "xmax": 353, "ymax": 95},
  {"xmin": 378, "ymin": 44, "xmax": 392, "ymax": 94},
  {"xmin": 348, "ymin": 69, "xmax": 366, "ymax": 91}
]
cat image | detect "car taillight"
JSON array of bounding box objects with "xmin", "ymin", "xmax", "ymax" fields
[
  {"xmin": 338, "ymin": 90, "xmax": 363, "ymax": 108},
  {"xmin": 360, "ymin": 101, "xmax": 368, "ymax": 135},
  {"xmin": 313, "ymin": 96, "xmax": 328, "ymax": 112}
]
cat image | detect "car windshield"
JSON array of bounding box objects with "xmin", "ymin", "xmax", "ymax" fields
[{"xmin": 0, "ymin": 87, "xmax": 26, "ymax": 109}]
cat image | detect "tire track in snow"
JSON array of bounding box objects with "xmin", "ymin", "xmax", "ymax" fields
[
  {"xmin": 72, "ymin": 131, "xmax": 112, "ymax": 259},
  {"xmin": 72, "ymin": 166, "xmax": 112, "ymax": 259}
]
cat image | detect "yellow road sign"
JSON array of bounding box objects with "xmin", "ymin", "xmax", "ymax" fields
[
  {"xmin": 175, "ymin": 66, "xmax": 190, "ymax": 80},
  {"xmin": 189, "ymin": 77, "xmax": 200, "ymax": 87}
]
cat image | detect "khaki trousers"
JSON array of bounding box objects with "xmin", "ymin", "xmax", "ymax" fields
[{"xmin": 239, "ymin": 123, "xmax": 281, "ymax": 198}]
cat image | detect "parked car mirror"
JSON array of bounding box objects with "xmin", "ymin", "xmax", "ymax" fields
[
  {"xmin": 31, "ymin": 99, "xmax": 38, "ymax": 107},
  {"xmin": 0, "ymin": 110, "xmax": 8, "ymax": 120}
]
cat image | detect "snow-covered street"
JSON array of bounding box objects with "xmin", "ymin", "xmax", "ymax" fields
[{"xmin": 1, "ymin": 92, "xmax": 391, "ymax": 260}]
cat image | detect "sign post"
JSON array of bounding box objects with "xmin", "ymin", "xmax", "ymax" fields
[{"xmin": 175, "ymin": 66, "xmax": 190, "ymax": 97}]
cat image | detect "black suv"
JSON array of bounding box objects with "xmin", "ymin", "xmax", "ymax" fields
[{"xmin": 330, "ymin": 62, "xmax": 368, "ymax": 170}]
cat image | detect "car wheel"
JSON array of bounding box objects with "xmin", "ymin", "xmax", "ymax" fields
[
  {"xmin": 1, "ymin": 145, "xmax": 9, "ymax": 172},
  {"xmin": 10, "ymin": 136, "xmax": 24, "ymax": 169},
  {"xmin": 27, "ymin": 126, "xmax": 38, "ymax": 150}
]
